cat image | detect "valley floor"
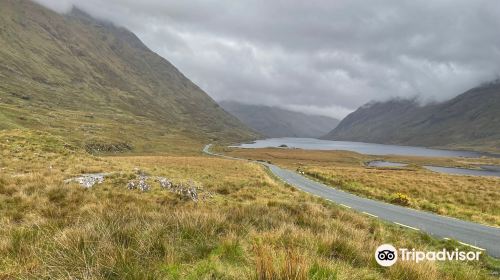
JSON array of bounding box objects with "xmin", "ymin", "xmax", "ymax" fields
[
  {"xmin": 222, "ymin": 148, "xmax": 500, "ymax": 228},
  {"xmin": 0, "ymin": 130, "xmax": 498, "ymax": 279}
]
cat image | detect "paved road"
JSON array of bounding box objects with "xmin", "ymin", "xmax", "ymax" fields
[{"xmin": 203, "ymin": 145, "xmax": 500, "ymax": 258}]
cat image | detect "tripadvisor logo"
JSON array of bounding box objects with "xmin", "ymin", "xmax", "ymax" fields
[
  {"xmin": 375, "ymin": 244, "xmax": 482, "ymax": 267},
  {"xmin": 375, "ymin": 244, "xmax": 398, "ymax": 266}
]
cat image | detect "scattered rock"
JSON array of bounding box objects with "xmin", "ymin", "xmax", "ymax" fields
[
  {"xmin": 68, "ymin": 170, "xmax": 213, "ymax": 202},
  {"xmin": 157, "ymin": 177, "xmax": 173, "ymax": 189},
  {"xmin": 65, "ymin": 173, "xmax": 107, "ymax": 188},
  {"xmin": 172, "ymin": 181, "xmax": 200, "ymax": 201},
  {"xmin": 127, "ymin": 174, "xmax": 150, "ymax": 192},
  {"xmin": 137, "ymin": 177, "xmax": 150, "ymax": 192},
  {"xmin": 126, "ymin": 173, "xmax": 212, "ymax": 201},
  {"xmin": 127, "ymin": 181, "xmax": 135, "ymax": 189}
]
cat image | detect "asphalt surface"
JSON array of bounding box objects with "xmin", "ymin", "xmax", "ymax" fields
[{"xmin": 203, "ymin": 145, "xmax": 500, "ymax": 258}]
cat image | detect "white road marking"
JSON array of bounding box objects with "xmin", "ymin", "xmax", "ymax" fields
[
  {"xmin": 362, "ymin": 211, "xmax": 378, "ymax": 218},
  {"xmin": 394, "ymin": 222, "xmax": 420, "ymax": 231},
  {"xmin": 458, "ymin": 241, "xmax": 485, "ymax": 251},
  {"xmin": 202, "ymin": 145, "xmax": 500, "ymax": 258},
  {"xmin": 340, "ymin": 203, "xmax": 352, "ymax": 209}
]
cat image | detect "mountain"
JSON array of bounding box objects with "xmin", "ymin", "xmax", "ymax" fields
[
  {"xmin": 220, "ymin": 101, "xmax": 339, "ymax": 138},
  {"xmin": 323, "ymin": 82, "xmax": 500, "ymax": 152},
  {"xmin": 0, "ymin": 0, "xmax": 257, "ymax": 152}
]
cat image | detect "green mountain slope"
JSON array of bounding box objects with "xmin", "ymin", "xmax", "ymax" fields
[
  {"xmin": 323, "ymin": 82, "xmax": 500, "ymax": 152},
  {"xmin": 220, "ymin": 101, "xmax": 339, "ymax": 138},
  {"xmin": 0, "ymin": 0, "xmax": 257, "ymax": 152}
]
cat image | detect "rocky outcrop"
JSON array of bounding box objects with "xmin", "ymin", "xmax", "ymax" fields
[
  {"xmin": 64, "ymin": 173, "xmax": 108, "ymax": 188},
  {"xmin": 66, "ymin": 170, "xmax": 213, "ymax": 201}
]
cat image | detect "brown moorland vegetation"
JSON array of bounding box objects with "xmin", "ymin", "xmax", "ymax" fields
[
  {"xmin": 222, "ymin": 147, "xmax": 500, "ymax": 227},
  {"xmin": 0, "ymin": 130, "xmax": 498, "ymax": 279}
]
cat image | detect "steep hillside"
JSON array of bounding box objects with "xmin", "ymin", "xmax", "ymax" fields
[
  {"xmin": 220, "ymin": 101, "xmax": 339, "ymax": 138},
  {"xmin": 0, "ymin": 0, "xmax": 257, "ymax": 152},
  {"xmin": 323, "ymin": 82, "xmax": 500, "ymax": 152}
]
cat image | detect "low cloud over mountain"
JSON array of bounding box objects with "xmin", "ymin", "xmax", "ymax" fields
[{"xmin": 34, "ymin": 0, "xmax": 500, "ymax": 119}]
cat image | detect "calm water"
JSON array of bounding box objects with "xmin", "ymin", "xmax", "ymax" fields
[
  {"xmin": 481, "ymin": 165, "xmax": 500, "ymax": 172},
  {"xmin": 368, "ymin": 161, "xmax": 408, "ymax": 168},
  {"xmin": 424, "ymin": 166, "xmax": 500, "ymax": 177},
  {"xmin": 368, "ymin": 161, "xmax": 500, "ymax": 177},
  {"xmin": 237, "ymin": 138, "xmax": 483, "ymax": 158}
]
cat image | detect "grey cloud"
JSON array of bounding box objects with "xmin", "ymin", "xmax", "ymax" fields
[{"xmin": 33, "ymin": 0, "xmax": 500, "ymax": 119}]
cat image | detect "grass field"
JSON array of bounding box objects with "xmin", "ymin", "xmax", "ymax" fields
[
  {"xmin": 222, "ymin": 147, "xmax": 500, "ymax": 227},
  {"xmin": 0, "ymin": 130, "xmax": 499, "ymax": 279},
  {"xmin": 0, "ymin": 0, "xmax": 258, "ymax": 155}
]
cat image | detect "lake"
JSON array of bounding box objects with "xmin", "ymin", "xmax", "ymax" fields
[
  {"xmin": 236, "ymin": 138, "xmax": 483, "ymax": 158},
  {"xmin": 367, "ymin": 160, "xmax": 500, "ymax": 177},
  {"xmin": 367, "ymin": 161, "xmax": 408, "ymax": 168},
  {"xmin": 424, "ymin": 166, "xmax": 500, "ymax": 177}
]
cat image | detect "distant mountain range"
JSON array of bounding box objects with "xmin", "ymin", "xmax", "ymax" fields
[
  {"xmin": 323, "ymin": 81, "xmax": 500, "ymax": 152},
  {"xmin": 220, "ymin": 101, "xmax": 339, "ymax": 138},
  {"xmin": 0, "ymin": 0, "xmax": 257, "ymax": 152}
]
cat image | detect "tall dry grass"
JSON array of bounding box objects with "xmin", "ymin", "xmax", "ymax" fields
[
  {"xmin": 225, "ymin": 148, "xmax": 500, "ymax": 226},
  {"xmin": 0, "ymin": 130, "xmax": 497, "ymax": 279}
]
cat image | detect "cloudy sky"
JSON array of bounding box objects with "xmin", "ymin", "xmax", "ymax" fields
[{"xmin": 34, "ymin": 0, "xmax": 500, "ymax": 119}]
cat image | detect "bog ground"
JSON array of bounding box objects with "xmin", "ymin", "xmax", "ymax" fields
[{"xmin": 0, "ymin": 130, "xmax": 499, "ymax": 279}]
